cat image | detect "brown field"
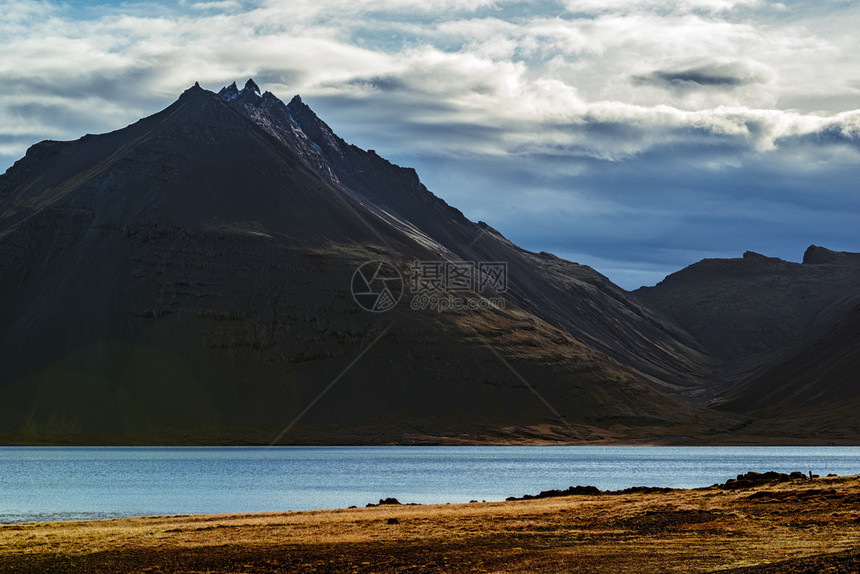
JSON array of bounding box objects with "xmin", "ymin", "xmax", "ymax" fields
[{"xmin": 1, "ymin": 475, "xmax": 859, "ymax": 573}]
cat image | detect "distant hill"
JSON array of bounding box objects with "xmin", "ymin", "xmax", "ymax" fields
[
  {"xmin": 635, "ymin": 247, "xmax": 860, "ymax": 369},
  {"xmin": 636, "ymin": 245, "xmax": 860, "ymax": 440}
]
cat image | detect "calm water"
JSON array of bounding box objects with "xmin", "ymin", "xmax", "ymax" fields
[{"xmin": 1, "ymin": 446, "xmax": 858, "ymax": 523}]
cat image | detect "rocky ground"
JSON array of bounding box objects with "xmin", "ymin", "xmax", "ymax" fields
[{"xmin": 1, "ymin": 473, "xmax": 858, "ymax": 573}]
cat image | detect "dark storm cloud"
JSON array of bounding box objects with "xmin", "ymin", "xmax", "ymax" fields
[
  {"xmin": 0, "ymin": 66, "xmax": 178, "ymax": 149},
  {"xmin": 634, "ymin": 63, "xmax": 763, "ymax": 91},
  {"xmin": 346, "ymin": 75, "xmax": 410, "ymax": 92},
  {"xmin": 3, "ymin": 99, "xmax": 151, "ymax": 145},
  {"xmin": 0, "ymin": 68, "xmax": 166, "ymax": 106},
  {"xmin": 0, "ymin": 133, "xmax": 44, "ymax": 148},
  {"xmin": 252, "ymin": 69, "xmax": 303, "ymax": 92},
  {"xmin": 309, "ymin": 91, "xmax": 508, "ymax": 155},
  {"xmin": 403, "ymin": 128, "xmax": 860, "ymax": 289}
]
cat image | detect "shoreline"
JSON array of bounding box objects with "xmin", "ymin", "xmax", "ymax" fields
[
  {"xmin": 0, "ymin": 440, "xmax": 714, "ymax": 447},
  {"xmin": 2, "ymin": 474, "xmax": 859, "ymax": 573},
  {"xmin": 3, "ymin": 466, "xmax": 856, "ymax": 528},
  {"xmin": 2, "ymin": 438, "xmax": 858, "ymax": 448}
]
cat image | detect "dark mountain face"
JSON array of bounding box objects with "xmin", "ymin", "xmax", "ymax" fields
[
  {"xmin": 219, "ymin": 80, "xmax": 716, "ymax": 402},
  {"xmin": 715, "ymin": 300, "xmax": 860, "ymax": 415},
  {"xmin": 705, "ymin": 247, "xmax": 860, "ymax": 429},
  {"xmin": 0, "ymin": 80, "xmax": 734, "ymax": 445},
  {"xmin": 636, "ymin": 246, "xmax": 860, "ymax": 438},
  {"xmin": 1, "ymin": 79, "xmax": 855, "ymax": 445},
  {"xmin": 635, "ymin": 248, "xmax": 860, "ymax": 367},
  {"xmin": 706, "ymin": 297, "xmax": 860, "ymax": 441}
]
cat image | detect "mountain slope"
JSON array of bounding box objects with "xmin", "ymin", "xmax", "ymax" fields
[
  {"xmin": 635, "ymin": 246, "xmax": 860, "ymax": 439},
  {"xmin": 712, "ymin": 297, "xmax": 860, "ymax": 436},
  {"xmin": 0, "ymin": 81, "xmax": 732, "ymax": 444},
  {"xmin": 219, "ymin": 80, "xmax": 716, "ymax": 402},
  {"xmin": 634, "ymin": 247, "xmax": 860, "ymax": 384}
]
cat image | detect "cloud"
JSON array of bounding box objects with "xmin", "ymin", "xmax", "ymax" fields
[
  {"xmin": 186, "ymin": 0, "xmax": 243, "ymax": 10},
  {"xmin": 346, "ymin": 75, "xmax": 410, "ymax": 92},
  {"xmin": 634, "ymin": 62, "xmax": 764, "ymax": 91},
  {"xmin": 780, "ymin": 111, "xmax": 860, "ymax": 149},
  {"xmin": 1, "ymin": 0, "xmax": 859, "ymax": 288},
  {"xmin": 561, "ymin": 0, "xmax": 766, "ymax": 14}
]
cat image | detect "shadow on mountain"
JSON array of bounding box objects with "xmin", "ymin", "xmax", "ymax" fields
[{"xmin": 0, "ymin": 80, "xmax": 856, "ymax": 444}]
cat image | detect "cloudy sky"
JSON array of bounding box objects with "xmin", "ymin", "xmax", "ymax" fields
[{"xmin": 2, "ymin": 0, "xmax": 859, "ymax": 288}]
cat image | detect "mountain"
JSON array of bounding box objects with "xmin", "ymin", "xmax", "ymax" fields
[
  {"xmin": 636, "ymin": 246, "xmax": 860, "ymax": 440},
  {"xmin": 635, "ymin": 247, "xmax": 860, "ymax": 382},
  {"xmin": 715, "ymin": 300, "xmax": 860, "ymax": 426},
  {"xmin": 3, "ymin": 79, "xmax": 857, "ymax": 445},
  {"xmin": 0, "ymin": 80, "xmax": 735, "ymax": 445},
  {"xmin": 219, "ymin": 80, "xmax": 716, "ymax": 400}
]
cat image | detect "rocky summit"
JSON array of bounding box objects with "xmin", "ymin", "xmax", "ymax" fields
[{"xmin": 0, "ymin": 80, "xmax": 857, "ymax": 444}]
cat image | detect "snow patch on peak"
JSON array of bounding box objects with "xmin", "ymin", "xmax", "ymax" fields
[
  {"xmin": 218, "ymin": 79, "xmax": 263, "ymax": 103},
  {"xmin": 217, "ymin": 81, "xmax": 240, "ymax": 101}
]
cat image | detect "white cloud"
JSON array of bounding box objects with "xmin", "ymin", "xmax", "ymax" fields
[
  {"xmin": 186, "ymin": 1, "xmax": 243, "ymax": 10},
  {"xmin": 2, "ymin": 0, "xmax": 857, "ymax": 168},
  {"xmin": 561, "ymin": 0, "xmax": 766, "ymax": 15},
  {"xmin": 1, "ymin": 0, "xmax": 859, "ymax": 286}
]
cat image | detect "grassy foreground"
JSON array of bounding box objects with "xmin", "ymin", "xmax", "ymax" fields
[{"xmin": 1, "ymin": 475, "xmax": 859, "ymax": 573}]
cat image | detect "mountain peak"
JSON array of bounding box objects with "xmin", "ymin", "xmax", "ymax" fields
[
  {"xmin": 216, "ymin": 81, "xmax": 239, "ymax": 100},
  {"xmin": 217, "ymin": 79, "xmax": 261, "ymax": 103},
  {"xmin": 243, "ymin": 78, "xmax": 261, "ymax": 96},
  {"xmin": 179, "ymin": 81, "xmax": 207, "ymax": 101},
  {"xmin": 803, "ymin": 244, "xmax": 860, "ymax": 265}
]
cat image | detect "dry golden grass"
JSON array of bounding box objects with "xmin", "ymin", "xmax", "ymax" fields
[{"xmin": 1, "ymin": 475, "xmax": 859, "ymax": 573}]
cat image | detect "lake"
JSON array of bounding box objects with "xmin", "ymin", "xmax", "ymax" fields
[{"xmin": 1, "ymin": 446, "xmax": 858, "ymax": 523}]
